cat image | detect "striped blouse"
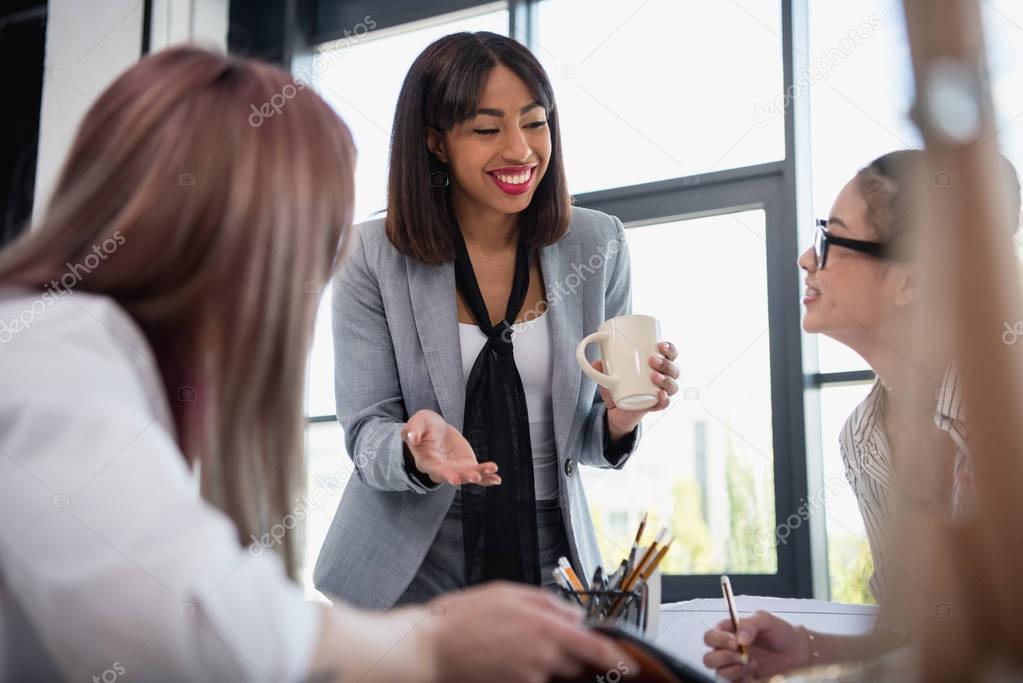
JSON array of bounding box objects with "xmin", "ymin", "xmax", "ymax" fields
[{"xmin": 838, "ymin": 366, "xmax": 970, "ymax": 614}]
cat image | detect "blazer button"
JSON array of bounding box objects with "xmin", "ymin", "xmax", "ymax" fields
[{"xmin": 564, "ymin": 458, "xmax": 576, "ymax": 477}]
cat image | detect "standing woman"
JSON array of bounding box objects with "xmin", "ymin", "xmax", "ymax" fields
[{"xmin": 314, "ymin": 31, "xmax": 680, "ymax": 607}]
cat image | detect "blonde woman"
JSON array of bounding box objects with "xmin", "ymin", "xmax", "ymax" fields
[{"xmin": 0, "ymin": 47, "xmax": 630, "ymax": 682}]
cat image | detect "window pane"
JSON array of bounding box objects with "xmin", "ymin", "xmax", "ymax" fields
[
  {"xmin": 817, "ymin": 336, "xmax": 870, "ymax": 374},
  {"xmin": 305, "ymin": 287, "xmax": 336, "ymax": 418},
  {"xmin": 817, "ymin": 382, "xmax": 875, "ymax": 604},
  {"xmin": 300, "ymin": 7, "xmax": 510, "ymax": 418},
  {"xmin": 534, "ymin": 0, "xmax": 784, "ymax": 194},
  {"xmin": 300, "ymin": 6, "xmax": 509, "ymax": 225},
  {"xmin": 807, "ymin": 0, "xmax": 1023, "ymax": 373},
  {"xmin": 582, "ymin": 210, "xmax": 777, "ymax": 574},
  {"xmin": 301, "ymin": 420, "xmax": 350, "ymax": 599}
]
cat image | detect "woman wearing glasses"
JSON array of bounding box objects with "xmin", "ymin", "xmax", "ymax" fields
[{"xmin": 702, "ymin": 150, "xmax": 1021, "ymax": 681}]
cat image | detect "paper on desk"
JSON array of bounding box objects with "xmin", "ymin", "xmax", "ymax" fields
[{"xmin": 652, "ymin": 595, "xmax": 878, "ymax": 675}]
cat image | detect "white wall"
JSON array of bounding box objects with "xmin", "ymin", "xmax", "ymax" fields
[
  {"xmin": 33, "ymin": 0, "xmax": 143, "ymax": 216},
  {"xmin": 149, "ymin": 0, "xmax": 228, "ymax": 53},
  {"xmin": 33, "ymin": 0, "xmax": 228, "ymax": 220}
]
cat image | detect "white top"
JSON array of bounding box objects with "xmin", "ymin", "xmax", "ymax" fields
[
  {"xmin": 0, "ymin": 288, "xmax": 318, "ymax": 682},
  {"xmin": 458, "ymin": 312, "xmax": 558, "ymax": 500}
]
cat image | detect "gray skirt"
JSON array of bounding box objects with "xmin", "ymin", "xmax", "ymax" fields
[{"xmin": 394, "ymin": 493, "xmax": 570, "ymax": 605}]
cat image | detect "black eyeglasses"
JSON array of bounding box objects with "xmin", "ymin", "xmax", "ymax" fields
[{"xmin": 813, "ymin": 219, "xmax": 890, "ymax": 269}]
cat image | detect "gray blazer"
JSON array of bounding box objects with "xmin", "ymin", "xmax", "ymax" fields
[{"xmin": 313, "ymin": 206, "xmax": 643, "ymax": 609}]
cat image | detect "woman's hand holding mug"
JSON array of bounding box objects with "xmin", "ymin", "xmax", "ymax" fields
[
  {"xmin": 575, "ymin": 315, "xmax": 680, "ymax": 440},
  {"xmin": 401, "ymin": 409, "xmax": 501, "ymax": 487}
]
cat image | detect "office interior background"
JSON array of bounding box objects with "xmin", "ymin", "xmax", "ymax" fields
[{"xmin": 3, "ymin": 0, "xmax": 1021, "ymax": 605}]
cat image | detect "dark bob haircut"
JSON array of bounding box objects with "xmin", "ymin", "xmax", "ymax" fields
[{"xmin": 385, "ymin": 31, "xmax": 571, "ymax": 265}]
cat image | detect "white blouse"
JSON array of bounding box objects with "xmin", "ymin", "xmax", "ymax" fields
[
  {"xmin": 0, "ymin": 288, "xmax": 318, "ymax": 682},
  {"xmin": 458, "ymin": 312, "xmax": 559, "ymax": 500}
]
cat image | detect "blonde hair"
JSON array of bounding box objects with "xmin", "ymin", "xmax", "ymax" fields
[{"xmin": 0, "ymin": 46, "xmax": 356, "ymax": 578}]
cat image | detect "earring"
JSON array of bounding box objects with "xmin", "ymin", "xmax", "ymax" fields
[{"xmin": 430, "ymin": 170, "xmax": 449, "ymax": 187}]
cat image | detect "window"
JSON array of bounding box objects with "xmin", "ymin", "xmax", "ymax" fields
[
  {"xmin": 583, "ymin": 211, "xmax": 777, "ymax": 575},
  {"xmin": 297, "ymin": 5, "xmax": 510, "ymax": 225},
  {"xmin": 818, "ymin": 382, "xmax": 874, "ymax": 604},
  {"xmin": 294, "ymin": 0, "xmax": 1023, "ymax": 602},
  {"xmin": 805, "ymin": 0, "xmax": 1023, "ymax": 600},
  {"xmin": 534, "ymin": 0, "xmax": 784, "ymax": 194},
  {"xmin": 295, "ymin": 0, "xmax": 810, "ymax": 602},
  {"xmin": 298, "ymin": 5, "xmax": 510, "ymax": 598}
]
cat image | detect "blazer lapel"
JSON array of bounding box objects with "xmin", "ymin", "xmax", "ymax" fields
[
  {"xmin": 540, "ymin": 242, "xmax": 583, "ymax": 463},
  {"xmin": 406, "ymin": 257, "xmax": 465, "ymax": 431}
]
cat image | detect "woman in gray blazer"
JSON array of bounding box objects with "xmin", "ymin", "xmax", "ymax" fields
[{"xmin": 314, "ymin": 31, "xmax": 679, "ymax": 608}]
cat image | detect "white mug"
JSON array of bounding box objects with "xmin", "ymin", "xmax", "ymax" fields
[{"xmin": 575, "ymin": 314, "xmax": 662, "ymax": 410}]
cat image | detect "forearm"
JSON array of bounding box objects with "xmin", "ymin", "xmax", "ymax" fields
[
  {"xmin": 578, "ymin": 403, "xmax": 640, "ymax": 468},
  {"xmin": 308, "ymin": 603, "xmax": 435, "ymax": 683},
  {"xmin": 346, "ymin": 417, "xmax": 437, "ymax": 493},
  {"xmin": 799, "ymin": 627, "xmax": 904, "ymax": 667}
]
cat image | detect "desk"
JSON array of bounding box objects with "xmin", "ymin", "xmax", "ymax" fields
[{"xmin": 652, "ymin": 596, "xmax": 878, "ymax": 675}]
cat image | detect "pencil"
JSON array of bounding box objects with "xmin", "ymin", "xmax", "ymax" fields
[
  {"xmin": 721, "ymin": 575, "xmax": 749, "ymax": 663},
  {"xmin": 633, "ymin": 512, "xmax": 649, "ymax": 547},
  {"xmin": 637, "ymin": 538, "xmax": 672, "ymax": 584},
  {"xmin": 609, "ymin": 527, "xmax": 669, "ymax": 616},
  {"xmin": 624, "ymin": 527, "xmax": 669, "ymax": 589}
]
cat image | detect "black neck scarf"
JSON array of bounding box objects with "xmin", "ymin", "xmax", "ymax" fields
[{"xmin": 450, "ymin": 215, "xmax": 541, "ymax": 586}]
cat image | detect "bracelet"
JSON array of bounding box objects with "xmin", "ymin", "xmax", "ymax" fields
[{"xmin": 798, "ymin": 625, "xmax": 819, "ymax": 667}]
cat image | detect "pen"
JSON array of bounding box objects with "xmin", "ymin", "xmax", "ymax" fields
[
  {"xmin": 609, "ymin": 559, "xmax": 628, "ymax": 590},
  {"xmin": 553, "ymin": 567, "xmax": 584, "ymax": 607},
  {"xmin": 721, "ymin": 575, "xmax": 749, "ymax": 664},
  {"xmin": 558, "ymin": 557, "xmax": 588, "ymax": 603}
]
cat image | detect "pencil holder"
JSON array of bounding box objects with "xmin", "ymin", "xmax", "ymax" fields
[{"xmin": 554, "ymin": 584, "xmax": 649, "ymax": 631}]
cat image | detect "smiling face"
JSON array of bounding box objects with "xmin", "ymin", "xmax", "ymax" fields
[
  {"xmin": 426, "ymin": 64, "xmax": 551, "ymax": 222},
  {"xmin": 798, "ymin": 178, "xmax": 914, "ymax": 350}
]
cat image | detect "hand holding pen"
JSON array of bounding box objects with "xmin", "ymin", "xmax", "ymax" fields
[{"xmin": 702, "ymin": 588, "xmax": 812, "ymax": 681}]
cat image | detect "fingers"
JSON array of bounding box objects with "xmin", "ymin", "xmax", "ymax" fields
[
  {"xmin": 641, "ymin": 389, "xmax": 670, "ymax": 412},
  {"xmin": 703, "ymin": 628, "xmax": 738, "ymax": 650},
  {"xmin": 432, "ymin": 464, "xmax": 502, "ymax": 487},
  {"xmin": 715, "ymin": 662, "xmax": 752, "ymax": 682},
  {"xmin": 703, "ymin": 648, "xmax": 746, "ymax": 670},
  {"xmin": 545, "ymin": 621, "xmax": 636, "ymax": 675},
  {"xmin": 658, "ymin": 341, "xmax": 678, "ymax": 362},
  {"xmin": 649, "ymin": 352, "xmax": 680, "ymax": 380},
  {"xmin": 650, "ymin": 371, "xmax": 678, "ymax": 397},
  {"xmin": 507, "ymin": 590, "xmax": 634, "ymax": 673},
  {"xmin": 736, "ymin": 610, "xmax": 774, "ymax": 646}
]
